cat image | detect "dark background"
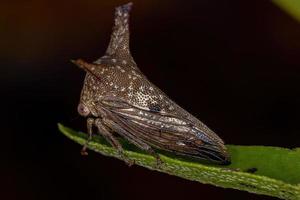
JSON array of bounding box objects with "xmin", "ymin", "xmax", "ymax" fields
[{"xmin": 2, "ymin": 0, "xmax": 300, "ymax": 199}]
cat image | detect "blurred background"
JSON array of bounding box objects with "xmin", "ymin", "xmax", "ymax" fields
[{"xmin": 1, "ymin": 0, "xmax": 300, "ymax": 199}]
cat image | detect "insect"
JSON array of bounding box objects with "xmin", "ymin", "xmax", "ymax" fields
[{"xmin": 72, "ymin": 2, "xmax": 231, "ymax": 166}]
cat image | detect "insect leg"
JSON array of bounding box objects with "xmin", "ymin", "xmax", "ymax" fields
[
  {"xmin": 81, "ymin": 118, "xmax": 94, "ymax": 155},
  {"xmin": 102, "ymin": 118, "xmax": 163, "ymax": 167},
  {"xmin": 94, "ymin": 118, "xmax": 134, "ymax": 166}
]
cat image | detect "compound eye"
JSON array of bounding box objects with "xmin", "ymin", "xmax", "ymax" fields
[{"xmin": 77, "ymin": 103, "xmax": 90, "ymax": 117}]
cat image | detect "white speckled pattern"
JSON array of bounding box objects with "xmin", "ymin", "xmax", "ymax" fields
[{"xmin": 72, "ymin": 2, "xmax": 230, "ymax": 165}]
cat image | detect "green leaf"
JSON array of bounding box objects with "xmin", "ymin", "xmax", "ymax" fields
[
  {"xmin": 58, "ymin": 123, "xmax": 300, "ymax": 200},
  {"xmin": 272, "ymin": 0, "xmax": 300, "ymax": 22}
]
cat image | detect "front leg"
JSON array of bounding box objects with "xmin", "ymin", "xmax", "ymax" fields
[
  {"xmin": 81, "ymin": 118, "xmax": 94, "ymax": 155},
  {"xmin": 94, "ymin": 118, "xmax": 134, "ymax": 166}
]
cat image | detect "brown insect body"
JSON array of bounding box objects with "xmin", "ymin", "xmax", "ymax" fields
[{"xmin": 73, "ymin": 2, "xmax": 231, "ymax": 165}]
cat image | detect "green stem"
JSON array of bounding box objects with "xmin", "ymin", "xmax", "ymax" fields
[{"xmin": 58, "ymin": 123, "xmax": 300, "ymax": 200}]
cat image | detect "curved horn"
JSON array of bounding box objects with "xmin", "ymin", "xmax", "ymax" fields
[{"xmin": 105, "ymin": 2, "xmax": 133, "ymax": 58}]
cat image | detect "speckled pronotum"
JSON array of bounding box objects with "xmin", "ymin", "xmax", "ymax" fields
[{"xmin": 72, "ymin": 2, "xmax": 231, "ymax": 166}]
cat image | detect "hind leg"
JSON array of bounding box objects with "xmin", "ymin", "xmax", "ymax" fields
[
  {"xmin": 94, "ymin": 118, "xmax": 134, "ymax": 166},
  {"xmin": 102, "ymin": 118, "xmax": 163, "ymax": 167}
]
